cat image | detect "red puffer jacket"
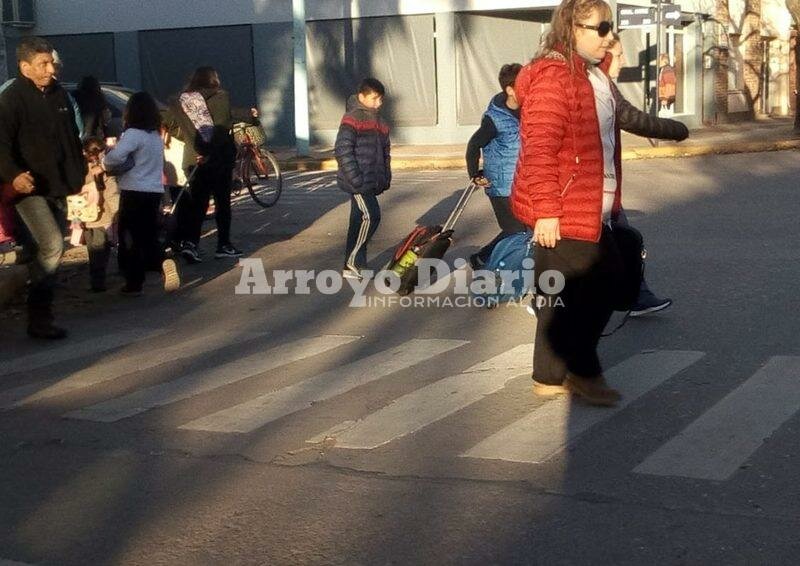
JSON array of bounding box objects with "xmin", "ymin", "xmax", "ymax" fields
[{"xmin": 510, "ymin": 49, "xmax": 621, "ymax": 243}]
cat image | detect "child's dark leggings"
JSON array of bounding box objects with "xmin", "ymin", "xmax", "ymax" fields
[
  {"xmin": 118, "ymin": 190, "xmax": 163, "ymax": 291},
  {"xmin": 85, "ymin": 227, "xmax": 111, "ymax": 289}
]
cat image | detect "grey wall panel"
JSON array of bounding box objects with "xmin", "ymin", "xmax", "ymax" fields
[
  {"xmin": 4, "ymin": 36, "xmax": 19, "ymax": 80},
  {"xmin": 47, "ymin": 33, "xmax": 117, "ymax": 83},
  {"xmin": 114, "ymin": 31, "xmax": 142, "ymax": 90},
  {"xmin": 139, "ymin": 25, "xmax": 255, "ymax": 108},
  {"xmin": 455, "ymin": 13, "xmax": 543, "ymax": 126},
  {"xmin": 307, "ymin": 14, "xmax": 437, "ymax": 132},
  {"xmin": 252, "ymin": 22, "xmax": 295, "ymax": 146},
  {"xmin": 4, "ymin": 33, "xmax": 116, "ymax": 83}
]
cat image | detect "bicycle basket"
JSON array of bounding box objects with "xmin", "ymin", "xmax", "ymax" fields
[{"xmin": 233, "ymin": 124, "xmax": 266, "ymax": 147}]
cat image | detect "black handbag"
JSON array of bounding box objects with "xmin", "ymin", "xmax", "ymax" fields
[{"xmin": 609, "ymin": 223, "xmax": 645, "ymax": 312}]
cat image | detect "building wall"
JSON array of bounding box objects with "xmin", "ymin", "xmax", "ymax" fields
[
  {"xmin": 28, "ymin": 0, "xmax": 560, "ymax": 34},
  {"xmin": 7, "ymin": 0, "xmax": 791, "ymax": 145}
]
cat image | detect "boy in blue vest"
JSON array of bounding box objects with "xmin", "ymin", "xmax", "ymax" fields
[{"xmin": 465, "ymin": 63, "xmax": 526, "ymax": 270}]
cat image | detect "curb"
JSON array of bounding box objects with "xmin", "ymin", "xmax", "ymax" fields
[{"xmin": 280, "ymin": 138, "xmax": 800, "ymax": 172}]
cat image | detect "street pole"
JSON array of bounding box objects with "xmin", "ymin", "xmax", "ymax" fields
[
  {"xmin": 293, "ymin": 0, "xmax": 310, "ymax": 157},
  {"xmin": 654, "ymin": 0, "xmax": 662, "ymax": 118}
]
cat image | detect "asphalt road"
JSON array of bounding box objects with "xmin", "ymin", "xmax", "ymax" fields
[{"xmin": 1, "ymin": 151, "xmax": 799, "ymax": 565}]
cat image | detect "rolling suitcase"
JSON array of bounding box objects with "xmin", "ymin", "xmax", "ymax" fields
[{"xmin": 387, "ymin": 183, "xmax": 479, "ymax": 295}]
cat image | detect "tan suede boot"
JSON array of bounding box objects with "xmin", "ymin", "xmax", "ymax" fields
[{"xmin": 565, "ymin": 374, "xmax": 621, "ymax": 406}]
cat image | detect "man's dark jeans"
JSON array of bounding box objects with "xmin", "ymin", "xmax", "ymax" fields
[{"xmin": 14, "ymin": 195, "xmax": 66, "ymax": 320}]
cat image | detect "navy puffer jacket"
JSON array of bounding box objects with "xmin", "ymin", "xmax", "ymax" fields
[{"xmin": 334, "ymin": 95, "xmax": 391, "ymax": 195}]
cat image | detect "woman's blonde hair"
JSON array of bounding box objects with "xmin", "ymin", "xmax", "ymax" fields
[{"xmin": 537, "ymin": 0, "xmax": 613, "ymax": 65}]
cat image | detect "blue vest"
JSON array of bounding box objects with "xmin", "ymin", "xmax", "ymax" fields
[{"xmin": 482, "ymin": 98, "xmax": 520, "ymax": 197}]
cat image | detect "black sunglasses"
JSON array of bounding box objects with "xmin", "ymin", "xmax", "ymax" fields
[{"xmin": 575, "ymin": 21, "xmax": 614, "ymax": 37}]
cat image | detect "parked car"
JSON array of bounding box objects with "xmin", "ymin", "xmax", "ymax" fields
[{"xmin": 64, "ymin": 83, "xmax": 187, "ymax": 186}]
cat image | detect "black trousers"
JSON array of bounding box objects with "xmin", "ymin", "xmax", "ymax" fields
[
  {"xmin": 344, "ymin": 193, "xmax": 381, "ymax": 270},
  {"xmin": 176, "ymin": 163, "xmax": 234, "ymax": 248},
  {"xmin": 85, "ymin": 227, "xmax": 111, "ymax": 289},
  {"xmin": 118, "ymin": 191, "xmax": 163, "ymax": 291},
  {"xmin": 476, "ymin": 196, "xmax": 527, "ymax": 263},
  {"xmin": 533, "ymin": 226, "xmax": 624, "ymax": 384}
]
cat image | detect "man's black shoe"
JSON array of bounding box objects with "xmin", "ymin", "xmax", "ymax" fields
[{"xmin": 27, "ymin": 323, "xmax": 68, "ymax": 340}]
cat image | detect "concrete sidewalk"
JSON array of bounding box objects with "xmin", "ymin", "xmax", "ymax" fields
[
  {"xmin": 278, "ymin": 116, "xmax": 800, "ymax": 171},
  {"xmin": 2, "ymin": 117, "xmax": 799, "ymax": 308}
]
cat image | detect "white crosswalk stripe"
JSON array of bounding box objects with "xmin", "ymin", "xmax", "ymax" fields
[
  {"xmin": 0, "ymin": 330, "xmax": 271, "ymax": 410},
  {"xmin": 179, "ymin": 338, "xmax": 468, "ymax": 434},
  {"xmin": 308, "ymin": 344, "xmax": 533, "ymax": 449},
  {"xmin": 0, "ymin": 328, "xmax": 165, "ymax": 377},
  {"xmin": 65, "ymin": 335, "xmax": 361, "ymax": 423},
  {"xmin": 634, "ymin": 355, "xmax": 800, "ymax": 481},
  {"xmin": 461, "ymin": 350, "xmax": 705, "ymax": 464}
]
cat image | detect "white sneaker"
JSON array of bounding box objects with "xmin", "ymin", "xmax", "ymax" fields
[
  {"xmin": 342, "ymin": 267, "xmax": 362, "ymax": 280},
  {"xmin": 162, "ymin": 258, "xmax": 180, "ymax": 292}
]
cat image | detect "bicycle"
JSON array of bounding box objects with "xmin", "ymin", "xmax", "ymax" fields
[{"xmin": 232, "ymin": 122, "xmax": 283, "ymax": 208}]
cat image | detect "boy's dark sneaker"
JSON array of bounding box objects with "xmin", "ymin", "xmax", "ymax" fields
[
  {"xmin": 629, "ymin": 291, "xmax": 672, "ymax": 317},
  {"xmin": 27, "ymin": 322, "xmax": 68, "ymax": 340},
  {"xmin": 179, "ymin": 241, "xmax": 202, "ymax": 264},
  {"xmin": 469, "ymin": 253, "xmax": 485, "ymax": 270},
  {"xmin": 162, "ymin": 258, "xmax": 180, "ymax": 292},
  {"xmin": 120, "ymin": 285, "xmax": 143, "ymax": 297},
  {"xmin": 215, "ymin": 244, "xmax": 243, "ymax": 259}
]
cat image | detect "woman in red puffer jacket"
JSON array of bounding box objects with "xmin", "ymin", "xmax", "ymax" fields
[{"xmin": 511, "ymin": 0, "xmax": 625, "ymax": 406}]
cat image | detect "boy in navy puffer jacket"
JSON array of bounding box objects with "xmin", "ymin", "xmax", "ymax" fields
[
  {"xmin": 335, "ymin": 78, "xmax": 391, "ymax": 279},
  {"xmin": 465, "ymin": 63, "xmax": 527, "ymax": 270}
]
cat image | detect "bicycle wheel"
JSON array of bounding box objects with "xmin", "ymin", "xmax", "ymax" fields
[{"xmin": 245, "ymin": 148, "xmax": 283, "ymax": 208}]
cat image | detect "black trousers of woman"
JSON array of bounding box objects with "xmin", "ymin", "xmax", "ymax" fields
[
  {"xmin": 118, "ymin": 191, "xmax": 163, "ymax": 291},
  {"xmin": 533, "ymin": 225, "xmax": 624, "ymax": 384},
  {"xmin": 176, "ymin": 162, "xmax": 234, "ymax": 248}
]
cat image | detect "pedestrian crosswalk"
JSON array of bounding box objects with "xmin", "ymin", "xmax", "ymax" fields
[
  {"xmin": 2, "ymin": 327, "xmax": 799, "ymax": 483},
  {"xmin": 461, "ymin": 350, "xmax": 705, "ymax": 464},
  {"xmin": 634, "ymin": 355, "xmax": 800, "ymax": 481},
  {"xmin": 66, "ymin": 334, "xmax": 361, "ymax": 423},
  {"xmin": 179, "ymin": 338, "xmax": 468, "ymax": 433}
]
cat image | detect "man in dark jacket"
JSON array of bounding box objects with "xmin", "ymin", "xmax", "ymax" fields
[
  {"xmin": 335, "ymin": 78, "xmax": 391, "ymax": 279},
  {"xmin": 0, "ymin": 37, "xmax": 86, "ymax": 339}
]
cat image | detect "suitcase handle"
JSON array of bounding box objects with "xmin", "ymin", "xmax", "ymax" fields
[{"xmin": 441, "ymin": 182, "xmax": 478, "ymax": 233}]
